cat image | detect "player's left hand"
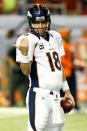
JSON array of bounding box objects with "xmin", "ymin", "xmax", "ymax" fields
[{"xmin": 63, "ymin": 90, "xmax": 75, "ymax": 108}]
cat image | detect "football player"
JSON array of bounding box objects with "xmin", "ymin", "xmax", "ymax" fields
[{"xmin": 13, "ymin": 4, "xmax": 75, "ymax": 131}]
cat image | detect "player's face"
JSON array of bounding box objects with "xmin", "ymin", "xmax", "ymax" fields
[{"xmin": 32, "ymin": 21, "xmax": 48, "ymax": 37}]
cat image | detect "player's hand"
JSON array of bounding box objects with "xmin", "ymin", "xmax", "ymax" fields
[
  {"xmin": 63, "ymin": 90, "xmax": 75, "ymax": 108},
  {"xmin": 13, "ymin": 38, "xmax": 29, "ymax": 56}
]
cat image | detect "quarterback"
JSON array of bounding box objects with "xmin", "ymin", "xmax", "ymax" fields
[{"xmin": 14, "ymin": 4, "xmax": 75, "ymax": 131}]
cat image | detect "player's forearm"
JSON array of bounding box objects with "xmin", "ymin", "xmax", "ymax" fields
[
  {"xmin": 20, "ymin": 62, "xmax": 31, "ymax": 75},
  {"xmin": 62, "ymin": 66, "xmax": 70, "ymax": 91},
  {"xmin": 62, "ymin": 66, "xmax": 66, "ymax": 82}
]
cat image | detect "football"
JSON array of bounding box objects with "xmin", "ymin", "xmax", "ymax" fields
[{"xmin": 60, "ymin": 98, "xmax": 74, "ymax": 113}]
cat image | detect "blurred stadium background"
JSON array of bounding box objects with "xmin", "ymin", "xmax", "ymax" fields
[{"xmin": 0, "ymin": 0, "xmax": 87, "ymax": 131}]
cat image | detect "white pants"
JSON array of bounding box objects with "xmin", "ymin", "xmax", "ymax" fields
[{"xmin": 26, "ymin": 88, "xmax": 65, "ymax": 131}]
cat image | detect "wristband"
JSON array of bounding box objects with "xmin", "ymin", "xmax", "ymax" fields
[
  {"xmin": 17, "ymin": 54, "xmax": 30, "ymax": 63},
  {"xmin": 62, "ymin": 81, "xmax": 69, "ymax": 92}
]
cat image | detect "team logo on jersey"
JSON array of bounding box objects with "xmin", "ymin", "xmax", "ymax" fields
[{"xmin": 39, "ymin": 43, "xmax": 44, "ymax": 50}]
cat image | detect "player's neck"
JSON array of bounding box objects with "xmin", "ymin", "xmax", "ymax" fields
[
  {"xmin": 41, "ymin": 32, "xmax": 49, "ymax": 41},
  {"xmin": 42, "ymin": 34, "xmax": 46, "ymax": 39},
  {"xmin": 45, "ymin": 32, "xmax": 49, "ymax": 41}
]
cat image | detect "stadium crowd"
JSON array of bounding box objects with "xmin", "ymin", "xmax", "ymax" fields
[{"xmin": 0, "ymin": 0, "xmax": 87, "ymax": 15}]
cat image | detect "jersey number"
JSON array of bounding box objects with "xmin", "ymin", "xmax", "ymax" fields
[{"xmin": 46, "ymin": 51, "xmax": 61, "ymax": 71}]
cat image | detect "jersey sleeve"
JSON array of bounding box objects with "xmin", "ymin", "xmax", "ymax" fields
[
  {"xmin": 55, "ymin": 31, "xmax": 65, "ymax": 57},
  {"xmin": 58, "ymin": 35, "xmax": 65, "ymax": 57},
  {"xmin": 49, "ymin": 30, "xmax": 65, "ymax": 57},
  {"xmin": 16, "ymin": 33, "xmax": 35, "ymax": 63}
]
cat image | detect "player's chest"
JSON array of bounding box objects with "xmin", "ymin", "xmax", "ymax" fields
[
  {"xmin": 34, "ymin": 37, "xmax": 61, "ymax": 71},
  {"xmin": 35, "ymin": 37, "xmax": 59, "ymax": 54}
]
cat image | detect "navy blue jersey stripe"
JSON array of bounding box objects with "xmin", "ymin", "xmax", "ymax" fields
[
  {"xmin": 29, "ymin": 88, "xmax": 36, "ymax": 131},
  {"xmin": 30, "ymin": 57, "xmax": 39, "ymax": 87}
]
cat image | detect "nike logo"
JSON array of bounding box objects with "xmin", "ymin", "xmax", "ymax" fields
[{"xmin": 49, "ymin": 48, "xmax": 54, "ymax": 50}]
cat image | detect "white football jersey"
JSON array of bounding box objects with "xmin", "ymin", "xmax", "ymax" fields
[{"xmin": 16, "ymin": 30, "xmax": 65, "ymax": 91}]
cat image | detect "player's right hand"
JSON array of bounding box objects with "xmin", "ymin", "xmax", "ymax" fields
[{"xmin": 13, "ymin": 38, "xmax": 29, "ymax": 56}]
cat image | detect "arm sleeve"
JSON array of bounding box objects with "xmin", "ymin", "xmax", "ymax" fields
[
  {"xmin": 59, "ymin": 37, "xmax": 65, "ymax": 57},
  {"xmin": 49, "ymin": 30, "xmax": 65, "ymax": 60},
  {"xmin": 55, "ymin": 32, "xmax": 65, "ymax": 58}
]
